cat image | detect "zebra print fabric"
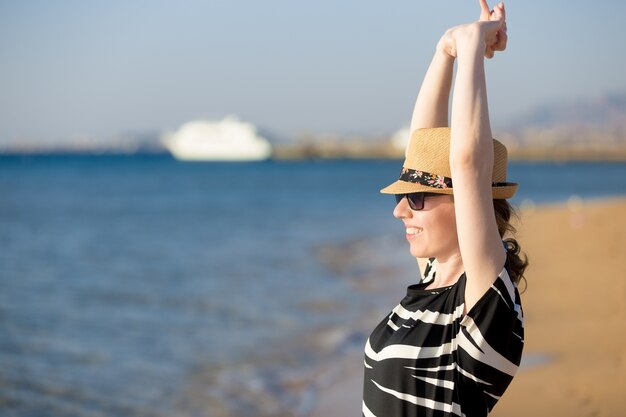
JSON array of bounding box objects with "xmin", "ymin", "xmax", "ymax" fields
[{"xmin": 363, "ymin": 258, "xmax": 524, "ymax": 417}]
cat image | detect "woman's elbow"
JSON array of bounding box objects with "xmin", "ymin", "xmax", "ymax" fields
[
  {"xmin": 450, "ymin": 138, "xmax": 494, "ymax": 167},
  {"xmin": 449, "ymin": 149, "xmax": 494, "ymax": 180},
  {"xmin": 450, "ymin": 149, "xmax": 489, "ymax": 168}
]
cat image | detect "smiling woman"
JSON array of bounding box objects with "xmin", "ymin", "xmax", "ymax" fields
[{"xmin": 361, "ymin": 2, "xmax": 527, "ymax": 417}]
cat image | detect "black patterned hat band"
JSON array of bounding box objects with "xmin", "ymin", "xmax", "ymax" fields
[{"xmin": 399, "ymin": 167, "xmax": 452, "ymax": 189}]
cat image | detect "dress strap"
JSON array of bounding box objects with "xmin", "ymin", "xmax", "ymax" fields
[{"xmin": 422, "ymin": 257, "xmax": 437, "ymax": 284}]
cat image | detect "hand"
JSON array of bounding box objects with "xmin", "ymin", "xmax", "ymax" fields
[
  {"xmin": 479, "ymin": 0, "xmax": 507, "ymax": 58},
  {"xmin": 437, "ymin": 0, "xmax": 507, "ymax": 59}
]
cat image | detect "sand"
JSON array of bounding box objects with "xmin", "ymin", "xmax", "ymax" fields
[{"xmin": 309, "ymin": 197, "xmax": 626, "ymax": 417}]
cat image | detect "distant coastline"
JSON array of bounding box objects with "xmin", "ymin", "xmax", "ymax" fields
[
  {"xmin": 3, "ymin": 141, "xmax": 626, "ymax": 162},
  {"xmin": 271, "ymin": 140, "xmax": 626, "ymax": 162}
]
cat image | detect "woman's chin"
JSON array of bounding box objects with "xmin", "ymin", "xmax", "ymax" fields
[{"xmin": 408, "ymin": 244, "xmax": 426, "ymax": 258}]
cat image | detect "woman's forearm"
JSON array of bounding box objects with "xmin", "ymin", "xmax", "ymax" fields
[
  {"xmin": 450, "ymin": 35, "xmax": 493, "ymax": 170},
  {"xmin": 409, "ymin": 48, "xmax": 455, "ymax": 133}
]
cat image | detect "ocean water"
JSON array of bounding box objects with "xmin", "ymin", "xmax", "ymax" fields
[{"xmin": 1, "ymin": 156, "xmax": 625, "ymax": 417}]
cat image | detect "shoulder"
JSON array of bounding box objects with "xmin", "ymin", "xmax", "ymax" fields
[
  {"xmin": 460, "ymin": 265, "xmax": 524, "ymax": 348},
  {"xmin": 464, "ymin": 265, "xmax": 522, "ymax": 317}
]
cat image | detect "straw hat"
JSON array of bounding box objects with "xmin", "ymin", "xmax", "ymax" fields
[{"xmin": 380, "ymin": 127, "xmax": 518, "ymax": 199}]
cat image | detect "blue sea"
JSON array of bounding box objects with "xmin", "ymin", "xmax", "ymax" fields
[{"xmin": 1, "ymin": 156, "xmax": 625, "ymax": 417}]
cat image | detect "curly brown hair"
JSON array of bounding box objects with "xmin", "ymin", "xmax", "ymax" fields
[{"xmin": 493, "ymin": 199, "xmax": 528, "ymax": 290}]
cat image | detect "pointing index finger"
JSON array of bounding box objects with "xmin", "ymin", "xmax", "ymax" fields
[{"xmin": 479, "ymin": 0, "xmax": 491, "ymax": 17}]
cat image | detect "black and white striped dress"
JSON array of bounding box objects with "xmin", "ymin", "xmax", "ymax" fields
[{"xmin": 363, "ymin": 258, "xmax": 524, "ymax": 417}]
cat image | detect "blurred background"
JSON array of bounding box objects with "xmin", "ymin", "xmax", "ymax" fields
[{"xmin": 1, "ymin": 1, "xmax": 625, "ymax": 416}]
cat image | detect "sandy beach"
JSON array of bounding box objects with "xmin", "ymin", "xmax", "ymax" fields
[{"xmin": 309, "ymin": 197, "xmax": 626, "ymax": 417}]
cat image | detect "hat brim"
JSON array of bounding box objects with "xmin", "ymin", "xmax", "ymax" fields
[{"xmin": 380, "ymin": 180, "xmax": 518, "ymax": 199}]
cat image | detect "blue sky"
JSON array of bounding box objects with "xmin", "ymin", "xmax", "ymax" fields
[{"xmin": 1, "ymin": 0, "xmax": 625, "ymax": 145}]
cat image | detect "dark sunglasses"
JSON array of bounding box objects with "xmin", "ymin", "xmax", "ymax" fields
[{"xmin": 395, "ymin": 192, "xmax": 442, "ymax": 211}]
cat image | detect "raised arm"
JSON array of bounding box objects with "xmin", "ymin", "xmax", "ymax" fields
[
  {"xmin": 448, "ymin": 2, "xmax": 509, "ymax": 312},
  {"xmin": 410, "ymin": 2, "xmax": 506, "ymax": 280},
  {"xmin": 408, "ymin": 48, "xmax": 455, "ymax": 134},
  {"xmin": 408, "ymin": 14, "xmax": 457, "ymax": 278},
  {"xmin": 409, "ymin": 0, "xmax": 506, "ymax": 136}
]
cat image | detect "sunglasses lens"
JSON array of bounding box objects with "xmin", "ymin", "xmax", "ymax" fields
[
  {"xmin": 407, "ymin": 193, "xmax": 423, "ymax": 210},
  {"xmin": 395, "ymin": 193, "xmax": 425, "ymax": 210}
]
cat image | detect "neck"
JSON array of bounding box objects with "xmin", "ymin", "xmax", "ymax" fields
[{"xmin": 428, "ymin": 252, "xmax": 464, "ymax": 288}]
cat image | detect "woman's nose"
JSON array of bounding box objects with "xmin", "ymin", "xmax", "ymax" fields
[{"xmin": 393, "ymin": 196, "xmax": 413, "ymax": 219}]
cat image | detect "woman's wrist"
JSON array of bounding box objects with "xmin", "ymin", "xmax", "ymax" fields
[
  {"xmin": 435, "ymin": 37, "xmax": 458, "ymax": 60},
  {"xmin": 437, "ymin": 23, "xmax": 489, "ymax": 60},
  {"xmin": 453, "ymin": 24, "xmax": 488, "ymax": 60},
  {"xmin": 455, "ymin": 37, "xmax": 486, "ymax": 60},
  {"xmin": 434, "ymin": 45, "xmax": 456, "ymax": 63}
]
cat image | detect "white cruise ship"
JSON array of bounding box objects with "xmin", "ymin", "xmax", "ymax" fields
[{"xmin": 162, "ymin": 117, "xmax": 272, "ymax": 161}]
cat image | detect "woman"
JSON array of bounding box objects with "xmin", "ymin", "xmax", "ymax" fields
[{"xmin": 362, "ymin": 2, "xmax": 527, "ymax": 416}]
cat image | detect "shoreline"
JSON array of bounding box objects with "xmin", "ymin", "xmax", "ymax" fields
[{"xmin": 307, "ymin": 196, "xmax": 626, "ymax": 417}]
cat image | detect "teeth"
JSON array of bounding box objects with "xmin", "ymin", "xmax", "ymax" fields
[{"xmin": 406, "ymin": 227, "xmax": 422, "ymax": 235}]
